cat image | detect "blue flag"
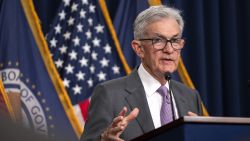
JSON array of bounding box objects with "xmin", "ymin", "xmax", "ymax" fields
[
  {"xmin": 0, "ymin": 0, "xmax": 80, "ymax": 140},
  {"xmin": 46, "ymin": 0, "xmax": 126, "ymax": 125}
]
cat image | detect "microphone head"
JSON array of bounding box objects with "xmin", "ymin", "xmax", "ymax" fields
[{"xmin": 164, "ymin": 72, "xmax": 171, "ymax": 81}]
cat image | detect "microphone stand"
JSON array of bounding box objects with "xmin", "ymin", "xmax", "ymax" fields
[{"xmin": 164, "ymin": 73, "xmax": 175, "ymax": 121}]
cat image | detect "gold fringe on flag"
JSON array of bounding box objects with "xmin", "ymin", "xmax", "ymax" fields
[{"xmin": 0, "ymin": 79, "xmax": 16, "ymax": 121}]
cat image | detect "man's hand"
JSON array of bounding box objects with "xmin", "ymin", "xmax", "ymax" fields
[
  {"xmin": 101, "ymin": 107, "xmax": 139, "ymax": 141},
  {"xmin": 187, "ymin": 111, "xmax": 198, "ymax": 116}
]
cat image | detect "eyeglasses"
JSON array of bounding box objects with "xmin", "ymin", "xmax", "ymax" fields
[{"xmin": 139, "ymin": 37, "xmax": 184, "ymax": 50}]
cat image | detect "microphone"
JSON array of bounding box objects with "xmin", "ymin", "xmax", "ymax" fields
[
  {"xmin": 164, "ymin": 72, "xmax": 175, "ymax": 121},
  {"xmin": 164, "ymin": 72, "xmax": 171, "ymax": 81}
]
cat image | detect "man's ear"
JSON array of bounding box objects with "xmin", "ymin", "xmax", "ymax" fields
[
  {"xmin": 180, "ymin": 39, "xmax": 185, "ymax": 48},
  {"xmin": 131, "ymin": 40, "xmax": 144, "ymax": 58}
]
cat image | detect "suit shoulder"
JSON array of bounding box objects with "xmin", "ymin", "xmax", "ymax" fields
[
  {"xmin": 95, "ymin": 75, "xmax": 128, "ymax": 92},
  {"xmin": 171, "ymin": 80, "xmax": 197, "ymax": 93}
]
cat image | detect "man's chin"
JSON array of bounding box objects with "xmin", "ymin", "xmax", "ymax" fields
[{"xmin": 162, "ymin": 67, "xmax": 177, "ymax": 74}]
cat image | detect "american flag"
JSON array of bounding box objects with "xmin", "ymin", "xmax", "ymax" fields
[{"xmin": 46, "ymin": 0, "xmax": 126, "ymax": 127}]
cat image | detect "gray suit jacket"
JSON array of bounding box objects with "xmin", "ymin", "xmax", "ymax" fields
[{"xmin": 81, "ymin": 69, "xmax": 203, "ymax": 141}]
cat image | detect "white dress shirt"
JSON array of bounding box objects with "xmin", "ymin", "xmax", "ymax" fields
[{"xmin": 138, "ymin": 64, "xmax": 179, "ymax": 129}]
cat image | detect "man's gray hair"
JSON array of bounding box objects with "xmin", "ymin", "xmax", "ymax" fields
[{"xmin": 133, "ymin": 5, "xmax": 184, "ymax": 39}]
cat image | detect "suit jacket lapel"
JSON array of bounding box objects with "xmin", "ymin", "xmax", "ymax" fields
[
  {"xmin": 170, "ymin": 81, "xmax": 189, "ymax": 117},
  {"xmin": 124, "ymin": 69, "xmax": 155, "ymax": 133}
]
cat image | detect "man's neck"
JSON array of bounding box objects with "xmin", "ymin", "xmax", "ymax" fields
[{"xmin": 141, "ymin": 63, "xmax": 167, "ymax": 85}]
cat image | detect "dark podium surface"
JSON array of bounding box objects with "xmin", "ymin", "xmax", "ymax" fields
[{"xmin": 132, "ymin": 116, "xmax": 250, "ymax": 141}]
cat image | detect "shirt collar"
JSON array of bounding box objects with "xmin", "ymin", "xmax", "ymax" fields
[{"xmin": 138, "ymin": 64, "xmax": 168, "ymax": 97}]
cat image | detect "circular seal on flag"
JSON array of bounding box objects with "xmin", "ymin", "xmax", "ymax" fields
[{"xmin": 0, "ymin": 68, "xmax": 49, "ymax": 136}]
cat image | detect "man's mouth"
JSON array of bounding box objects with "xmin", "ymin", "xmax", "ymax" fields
[
  {"xmin": 162, "ymin": 57, "xmax": 174, "ymax": 61},
  {"xmin": 161, "ymin": 58, "xmax": 174, "ymax": 64}
]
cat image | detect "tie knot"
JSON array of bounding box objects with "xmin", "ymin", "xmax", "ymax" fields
[{"xmin": 157, "ymin": 85, "xmax": 169, "ymax": 98}]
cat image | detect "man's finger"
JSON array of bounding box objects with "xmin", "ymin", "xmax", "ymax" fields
[
  {"xmin": 106, "ymin": 135, "xmax": 124, "ymax": 141},
  {"xmin": 112, "ymin": 116, "xmax": 124, "ymax": 127},
  {"xmin": 102, "ymin": 130, "xmax": 124, "ymax": 141},
  {"xmin": 187, "ymin": 111, "xmax": 198, "ymax": 116},
  {"xmin": 125, "ymin": 108, "xmax": 139, "ymax": 122},
  {"xmin": 118, "ymin": 107, "xmax": 128, "ymax": 117},
  {"xmin": 109, "ymin": 125, "xmax": 126, "ymax": 135}
]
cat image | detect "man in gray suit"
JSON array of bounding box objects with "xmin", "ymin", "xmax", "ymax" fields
[{"xmin": 81, "ymin": 5, "xmax": 203, "ymax": 141}]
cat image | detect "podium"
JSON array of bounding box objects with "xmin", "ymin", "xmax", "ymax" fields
[{"xmin": 132, "ymin": 116, "xmax": 250, "ymax": 141}]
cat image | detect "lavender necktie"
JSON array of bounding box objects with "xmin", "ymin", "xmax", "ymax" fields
[{"xmin": 157, "ymin": 85, "xmax": 173, "ymax": 125}]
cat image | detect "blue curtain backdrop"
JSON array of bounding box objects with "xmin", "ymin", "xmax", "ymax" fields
[{"xmin": 32, "ymin": 0, "xmax": 250, "ymax": 117}]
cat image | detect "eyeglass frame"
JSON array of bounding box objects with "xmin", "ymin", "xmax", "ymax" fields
[{"xmin": 138, "ymin": 36, "xmax": 184, "ymax": 50}]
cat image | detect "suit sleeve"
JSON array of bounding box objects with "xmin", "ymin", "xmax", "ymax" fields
[{"xmin": 80, "ymin": 84, "xmax": 114, "ymax": 141}]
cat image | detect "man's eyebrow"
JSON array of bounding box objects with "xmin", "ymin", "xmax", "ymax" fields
[{"xmin": 153, "ymin": 33, "xmax": 180, "ymax": 39}]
